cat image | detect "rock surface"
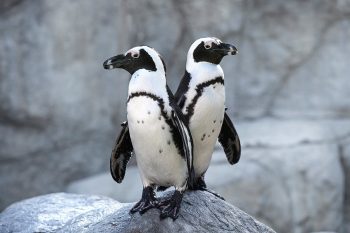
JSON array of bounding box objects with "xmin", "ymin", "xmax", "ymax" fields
[
  {"xmin": 67, "ymin": 167, "xmax": 142, "ymax": 203},
  {"xmin": 235, "ymin": 118, "xmax": 350, "ymax": 148},
  {"xmin": 230, "ymin": 0, "xmax": 350, "ymax": 118},
  {"xmin": 0, "ymin": 193, "xmax": 123, "ymax": 233},
  {"xmin": 341, "ymin": 138, "xmax": 350, "ymax": 233},
  {"xmin": 0, "ymin": 192, "xmax": 276, "ymax": 233},
  {"xmin": 207, "ymin": 145, "xmax": 344, "ymax": 233},
  {"xmin": 0, "ymin": 0, "xmax": 127, "ymax": 210}
]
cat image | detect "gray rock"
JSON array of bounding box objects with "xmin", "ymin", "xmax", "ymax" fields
[
  {"xmin": 0, "ymin": 131, "xmax": 114, "ymax": 210},
  {"xmin": 235, "ymin": 118, "xmax": 350, "ymax": 149},
  {"xmin": 310, "ymin": 232, "xmax": 338, "ymax": 233},
  {"xmin": 0, "ymin": 0, "xmax": 127, "ymax": 209},
  {"xmin": 0, "ymin": 192, "xmax": 276, "ymax": 233},
  {"xmin": 67, "ymin": 167, "xmax": 142, "ymax": 203},
  {"xmin": 226, "ymin": 0, "xmax": 340, "ymax": 118},
  {"xmin": 206, "ymin": 144, "xmax": 344, "ymax": 233},
  {"xmin": 341, "ymin": 138, "xmax": 350, "ymax": 233},
  {"xmin": 0, "ymin": 193, "xmax": 123, "ymax": 233},
  {"xmin": 272, "ymin": 19, "xmax": 350, "ymax": 118},
  {"xmin": 337, "ymin": 0, "xmax": 350, "ymax": 12},
  {"xmin": 181, "ymin": 0, "xmax": 243, "ymax": 37}
]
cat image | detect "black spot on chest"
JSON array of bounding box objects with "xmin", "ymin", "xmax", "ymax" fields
[{"xmin": 128, "ymin": 91, "xmax": 184, "ymax": 157}]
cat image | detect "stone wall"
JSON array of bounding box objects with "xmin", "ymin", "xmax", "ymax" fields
[
  {"xmin": 0, "ymin": 0, "xmax": 126, "ymax": 210},
  {"xmin": 1, "ymin": 0, "xmax": 350, "ymax": 232}
]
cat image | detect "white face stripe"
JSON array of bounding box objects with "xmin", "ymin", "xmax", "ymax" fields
[
  {"xmin": 146, "ymin": 47, "xmax": 166, "ymax": 75},
  {"xmin": 125, "ymin": 46, "xmax": 165, "ymax": 74},
  {"xmin": 125, "ymin": 48, "xmax": 140, "ymax": 58}
]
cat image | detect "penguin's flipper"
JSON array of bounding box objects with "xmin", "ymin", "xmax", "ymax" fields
[
  {"xmin": 218, "ymin": 112, "xmax": 241, "ymax": 165},
  {"xmin": 167, "ymin": 86, "xmax": 195, "ymax": 187},
  {"xmin": 110, "ymin": 121, "xmax": 134, "ymax": 183},
  {"xmin": 170, "ymin": 108, "xmax": 195, "ymax": 186},
  {"xmin": 174, "ymin": 70, "xmax": 191, "ymax": 109}
]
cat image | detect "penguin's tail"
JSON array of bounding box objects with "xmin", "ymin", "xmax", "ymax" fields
[{"xmin": 187, "ymin": 167, "xmax": 196, "ymax": 190}]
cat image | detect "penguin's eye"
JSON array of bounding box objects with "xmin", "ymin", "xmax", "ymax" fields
[
  {"xmin": 204, "ymin": 44, "xmax": 212, "ymax": 49},
  {"xmin": 132, "ymin": 53, "xmax": 140, "ymax": 58}
]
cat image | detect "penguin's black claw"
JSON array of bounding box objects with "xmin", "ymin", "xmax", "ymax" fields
[
  {"xmin": 158, "ymin": 190, "xmax": 183, "ymax": 220},
  {"xmin": 130, "ymin": 198, "xmax": 158, "ymax": 214},
  {"xmin": 200, "ymin": 187, "xmax": 225, "ymax": 200},
  {"xmin": 130, "ymin": 186, "xmax": 158, "ymax": 215}
]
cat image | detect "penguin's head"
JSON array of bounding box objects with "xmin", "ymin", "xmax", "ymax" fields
[
  {"xmin": 188, "ymin": 37, "xmax": 237, "ymax": 65},
  {"xmin": 103, "ymin": 46, "xmax": 166, "ymax": 75}
]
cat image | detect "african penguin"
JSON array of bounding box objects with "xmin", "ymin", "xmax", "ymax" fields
[
  {"xmin": 103, "ymin": 46, "xmax": 194, "ymax": 220},
  {"xmin": 174, "ymin": 37, "xmax": 241, "ymax": 198}
]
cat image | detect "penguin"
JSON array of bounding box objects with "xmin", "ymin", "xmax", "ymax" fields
[
  {"xmin": 103, "ymin": 46, "xmax": 194, "ymax": 220},
  {"xmin": 174, "ymin": 37, "xmax": 241, "ymax": 197}
]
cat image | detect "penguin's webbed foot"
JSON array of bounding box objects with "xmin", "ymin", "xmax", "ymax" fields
[
  {"xmin": 130, "ymin": 186, "xmax": 158, "ymax": 215},
  {"xmin": 158, "ymin": 190, "xmax": 183, "ymax": 220}
]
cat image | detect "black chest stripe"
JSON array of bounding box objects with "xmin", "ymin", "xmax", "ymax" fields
[
  {"xmin": 127, "ymin": 91, "xmax": 184, "ymax": 157},
  {"xmin": 128, "ymin": 92, "xmax": 163, "ymax": 104},
  {"xmin": 185, "ymin": 76, "xmax": 224, "ymax": 122},
  {"xmin": 127, "ymin": 92, "xmax": 169, "ymax": 120}
]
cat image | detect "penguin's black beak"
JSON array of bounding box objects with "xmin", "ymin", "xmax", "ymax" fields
[
  {"xmin": 103, "ymin": 54, "xmax": 130, "ymax": 70},
  {"xmin": 215, "ymin": 43, "xmax": 238, "ymax": 56}
]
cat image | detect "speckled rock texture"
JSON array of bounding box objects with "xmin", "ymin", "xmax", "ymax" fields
[{"xmin": 0, "ymin": 192, "xmax": 276, "ymax": 233}]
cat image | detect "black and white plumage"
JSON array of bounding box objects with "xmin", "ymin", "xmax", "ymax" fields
[
  {"xmin": 175, "ymin": 37, "xmax": 241, "ymax": 195},
  {"xmin": 103, "ymin": 46, "xmax": 193, "ymax": 220}
]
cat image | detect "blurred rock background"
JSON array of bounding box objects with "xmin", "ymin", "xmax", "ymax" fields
[{"xmin": 0, "ymin": 0, "xmax": 349, "ymax": 232}]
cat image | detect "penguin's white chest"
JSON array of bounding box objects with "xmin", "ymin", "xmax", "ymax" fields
[
  {"xmin": 189, "ymin": 83, "xmax": 225, "ymax": 176},
  {"xmin": 127, "ymin": 97, "xmax": 187, "ymax": 187}
]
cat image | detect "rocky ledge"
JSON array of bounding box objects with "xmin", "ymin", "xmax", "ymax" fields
[{"xmin": 0, "ymin": 191, "xmax": 276, "ymax": 233}]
